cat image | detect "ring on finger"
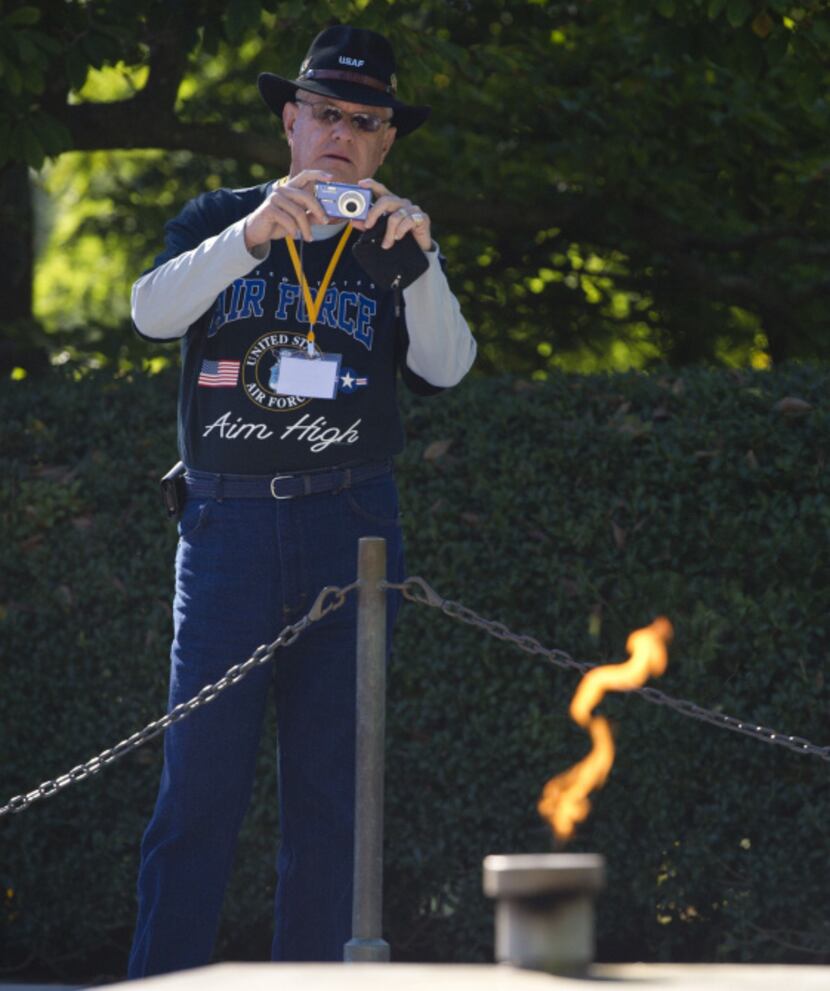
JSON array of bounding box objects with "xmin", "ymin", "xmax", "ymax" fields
[
  {"xmin": 396, "ymin": 207, "xmax": 408, "ymax": 218},
  {"xmin": 411, "ymin": 211, "xmax": 425, "ymax": 226}
]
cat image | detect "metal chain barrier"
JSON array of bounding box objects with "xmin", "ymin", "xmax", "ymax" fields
[
  {"xmin": 385, "ymin": 577, "xmax": 830, "ymax": 764},
  {"xmin": 4, "ymin": 571, "xmax": 828, "ymax": 822},
  {"xmin": 0, "ymin": 581, "xmax": 359, "ymax": 820}
]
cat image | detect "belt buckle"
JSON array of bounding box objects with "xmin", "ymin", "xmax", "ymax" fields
[{"xmin": 270, "ymin": 475, "xmax": 296, "ymax": 500}]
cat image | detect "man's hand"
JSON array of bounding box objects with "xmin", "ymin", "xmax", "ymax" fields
[
  {"xmin": 354, "ymin": 178, "xmax": 433, "ymax": 252},
  {"xmin": 243, "ymin": 170, "xmax": 332, "ymax": 251}
]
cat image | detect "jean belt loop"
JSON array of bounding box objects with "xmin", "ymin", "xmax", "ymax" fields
[
  {"xmin": 216, "ymin": 473, "xmax": 224, "ymax": 503},
  {"xmin": 343, "ymin": 467, "xmax": 353, "ymax": 491},
  {"xmin": 331, "ymin": 467, "xmax": 347, "ymax": 497},
  {"xmin": 303, "ymin": 474, "xmax": 312, "ymax": 496}
]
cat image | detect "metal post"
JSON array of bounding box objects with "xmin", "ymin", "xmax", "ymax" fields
[{"xmin": 344, "ymin": 537, "xmax": 390, "ymax": 963}]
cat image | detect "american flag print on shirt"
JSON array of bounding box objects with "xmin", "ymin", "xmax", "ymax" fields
[{"xmin": 198, "ymin": 359, "xmax": 240, "ymax": 388}]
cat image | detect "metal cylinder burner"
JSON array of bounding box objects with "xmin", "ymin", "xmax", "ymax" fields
[{"xmin": 483, "ymin": 852, "xmax": 605, "ymax": 975}]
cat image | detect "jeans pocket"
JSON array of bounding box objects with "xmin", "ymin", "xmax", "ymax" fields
[
  {"xmin": 177, "ymin": 498, "xmax": 214, "ymax": 539},
  {"xmin": 344, "ymin": 476, "xmax": 402, "ymax": 528}
]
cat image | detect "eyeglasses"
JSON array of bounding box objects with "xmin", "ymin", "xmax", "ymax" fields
[{"xmin": 295, "ymin": 99, "xmax": 392, "ymax": 134}]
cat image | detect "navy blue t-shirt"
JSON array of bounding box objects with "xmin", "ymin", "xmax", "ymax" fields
[{"xmin": 140, "ymin": 183, "xmax": 439, "ymax": 474}]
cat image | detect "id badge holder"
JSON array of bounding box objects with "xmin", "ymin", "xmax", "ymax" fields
[{"xmin": 275, "ymin": 351, "xmax": 342, "ymax": 400}]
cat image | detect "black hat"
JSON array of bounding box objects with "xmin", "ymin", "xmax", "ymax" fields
[{"xmin": 258, "ymin": 25, "xmax": 431, "ymax": 139}]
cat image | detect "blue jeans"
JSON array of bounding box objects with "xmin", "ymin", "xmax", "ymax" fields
[{"xmin": 128, "ymin": 474, "xmax": 404, "ymax": 977}]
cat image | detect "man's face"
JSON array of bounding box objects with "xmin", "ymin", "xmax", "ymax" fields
[{"xmin": 282, "ymin": 93, "xmax": 397, "ymax": 184}]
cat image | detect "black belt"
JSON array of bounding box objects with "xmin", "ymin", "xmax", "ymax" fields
[{"xmin": 184, "ymin": 461, "xmax": 391, "ymax": 501}]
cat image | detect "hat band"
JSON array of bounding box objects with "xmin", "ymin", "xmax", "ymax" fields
[{"xmin": 298, "ymin": 68, "xmax": 396, "ymax": 96}]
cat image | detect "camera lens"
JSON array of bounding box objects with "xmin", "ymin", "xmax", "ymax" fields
[{"xmin": 338, "ymin": 191, "xmax": 364, "ymax": 216}]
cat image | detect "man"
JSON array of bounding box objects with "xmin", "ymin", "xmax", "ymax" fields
[{"xmin": 128, "ymin": 24, "xmax": 475, "ymax": 977}]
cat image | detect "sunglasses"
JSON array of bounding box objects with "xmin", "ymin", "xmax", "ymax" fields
[{"xmin": 295, "ymin": 99, "xmax": 393, "ymax": 134}]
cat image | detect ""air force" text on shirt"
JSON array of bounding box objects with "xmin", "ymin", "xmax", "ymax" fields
[{"xmin": 207, "ymin": 278, "xmax": 376, "ymax": 349}]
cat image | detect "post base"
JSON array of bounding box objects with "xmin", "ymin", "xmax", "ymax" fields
[{"xmin": 343, "ymin": 937, "xmax": 391, "ymax": 963}]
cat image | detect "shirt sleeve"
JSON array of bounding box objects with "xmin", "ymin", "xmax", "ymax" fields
[
  {"xmin": 400, "ymin": 245, "xmax": 477, "ymax": 387},
  {"xmin": 131, "ymin": 193, "xmax": 268, "ymax": 341}
]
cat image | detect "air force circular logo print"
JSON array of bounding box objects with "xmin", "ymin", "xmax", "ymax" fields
[
  {"xmin": 243, "ymin": 332, "xmax": 368, "ymax": 411},
  {"xmin": 243, "ymin": 333, "xmax": 313, "ymax": 412}
]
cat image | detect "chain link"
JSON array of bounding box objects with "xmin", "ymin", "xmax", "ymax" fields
[
  {"xmin": 384, "ymin": 578, "xmax": 830, "ymax": 763},
  {"xmin": 0, "ymin": 581, "xmax": 360, "ymax": 819},
  {"xmin": 309, "ymin": 581, "xmax": 360, "ymax": 621}
]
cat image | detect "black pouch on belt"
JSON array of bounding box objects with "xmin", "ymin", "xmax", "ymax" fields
[
  {"xmin": 351, "ymin": 213, "xmax": 429, "ymax": 291},
  {"xmin": 160, "ymin": 461, "xmax": 187, "ymax": 519}
]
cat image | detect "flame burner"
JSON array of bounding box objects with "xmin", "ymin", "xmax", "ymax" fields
[{"xmin": 483, "ymin": 853, "xmax": 605, "ymax": 975}]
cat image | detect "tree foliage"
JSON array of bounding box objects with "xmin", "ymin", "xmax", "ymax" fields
[{"xmin": 2, "ymin": 0, "xmax": 829, "ymax": 373}]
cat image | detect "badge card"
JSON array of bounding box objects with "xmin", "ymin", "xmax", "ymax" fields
[{"xmin": 275, "ymin": 352, "xmax": 342, "ymax": 400}]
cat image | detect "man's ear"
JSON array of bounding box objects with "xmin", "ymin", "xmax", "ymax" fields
[{"xmin": 282, "ymin": 102, "xmax": 298, "ymax": 142}]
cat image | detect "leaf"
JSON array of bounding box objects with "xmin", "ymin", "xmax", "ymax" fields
[
  {"xmin": 0, "ymin": 115, "xmax": 10, "ymax": 155},
  {"xmin": 460, "ymin": 511, "xmax": 483, "ymax": 526},
  {"xmin": 200, "ymin": 21, "xmax": 222, "ymax": 56},
  {"xmin": 4, "ymin": 6, "xmax": 41, "ymax": 27},
  {"xmin": 708, "ymin": 0, "xmax": 727, "ymax": 19},
  {"xmin": 773, "ymin": 397, "xmax": 812, "ymax": 416},
  {"xmin": 795, "ymin": 64, "xmax": 822, "ymax": 110},
  {"xmin": 223, "ymin": 0, "xmax": 262, "ymax": 45},
  {"xmin": 33, "ymin": 464, "xmax": 77, "ymax": 482},
  {"xmin": 30, "ymin": 30, "xmax": 63, "ymax": 57},
  {"xmin": 3, "ymin": 61, "xmax": 22, "ymax": 96},
  {"xmin": 28, "ymin": 113, "xmax": 72, "ymax": 156},
  {"xmin": 588, "ymin": 605, "xmax": 602, "ymax": 640},
  {"xmin": 15, "ymin": 32, "xmax": 47, "ymax": 70},
  {"xmin": 734, "ymin": 31, "xmax": 764, "ymax": 78},
  {"xmin": 18, "ymin": 59, "xmax": 44, "ymax": 95},
  {"xmin": 65, "ymin": 44, "xmax": 89, "ymax": 91},
  {"xmin": 16, "ymin": 122, "xmax": 45, "ymax": 169},
  {"xmin": 423, "ymin": 438, "xmax": 453, "ymax": 461},
  {"xmin": 751, "ymin": 11, "xmax": 774, "ymax": 38},
  {"xmin": 726, "ymin": 0, "xmax": 752, "ymax": 28},
  {"xmin": 616, "ymin": 415, "xmax": 653, "ymax": 438},
  {"xmin": 763, "ymin": 29, "xmax": 790, "ymax": 66},
  {"xmin": 81, "ymin": 31, "xmax": 110, "ymax": 70}
]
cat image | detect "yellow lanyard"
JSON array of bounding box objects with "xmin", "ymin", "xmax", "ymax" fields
[{"xmin": 285, "ymin": 224, "xmax": 353, "ymax": 352}]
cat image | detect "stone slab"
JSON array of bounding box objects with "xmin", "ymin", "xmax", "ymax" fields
[{"xmin": 96, "ymin": 961, "xmax": 830, "ymax": 990}]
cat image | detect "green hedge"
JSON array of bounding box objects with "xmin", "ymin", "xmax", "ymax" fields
[{"xmin": 1, "ymin": 364, "xmax": 829, "ymax": 981}]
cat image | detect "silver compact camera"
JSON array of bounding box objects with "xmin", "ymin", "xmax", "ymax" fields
[{"xmin": 316, "ymin": 181, "xmax": 372, "ymax": 221}]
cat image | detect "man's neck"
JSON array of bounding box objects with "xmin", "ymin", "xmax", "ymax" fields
[{"xmin": 311, "ymin": 221, "xmax": 348, "ymax": 240}]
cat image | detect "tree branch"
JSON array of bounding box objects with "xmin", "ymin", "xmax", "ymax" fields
[
  {"xmin": 792, "ymin": 277, "xmax": 830, "ymax": 304},
  {"xmin": 58, "ymin": 101, "xmax": 289, "ymax": 171},
  {"xmin": 138, "ymin": 11, "xmax": 189, "ymax": 111}
]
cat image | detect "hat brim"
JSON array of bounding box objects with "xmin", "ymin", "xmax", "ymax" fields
[{"xmin": 258, "ymin": 73, "xmax": 430, "ymax": 139}]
